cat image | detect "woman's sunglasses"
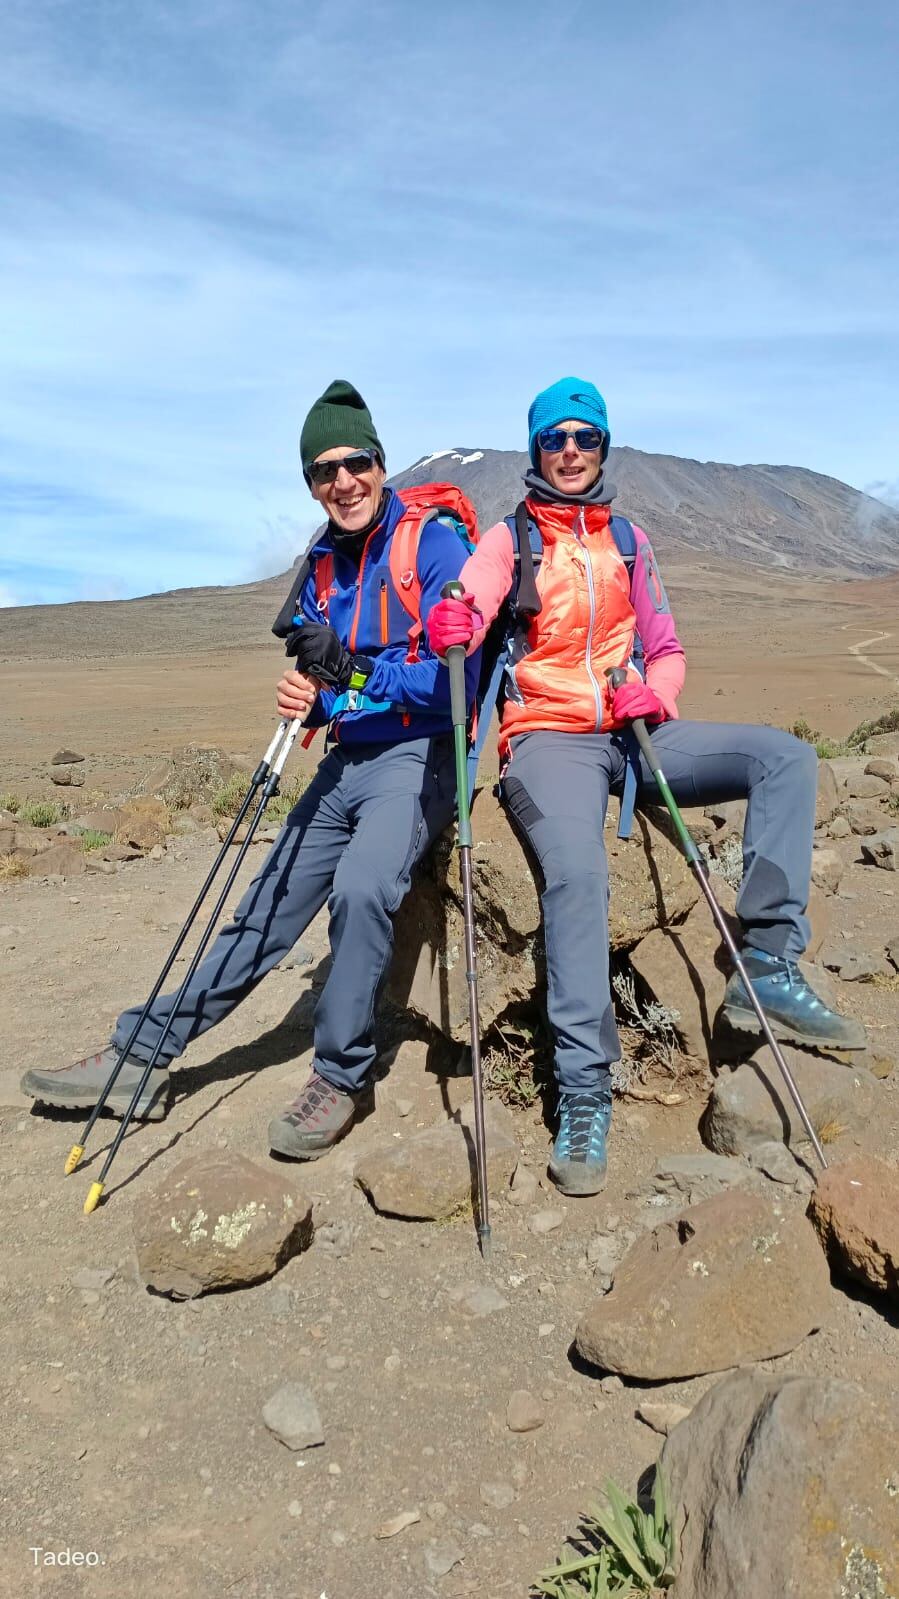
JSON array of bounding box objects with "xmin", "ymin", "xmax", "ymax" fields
[
  {"xmin": 308, "ymin": 449, "xmax": 378, "ymax": 486},
  {"xmin": 536, "ymin": 426, "xmax": 607, "ymax": 455}
]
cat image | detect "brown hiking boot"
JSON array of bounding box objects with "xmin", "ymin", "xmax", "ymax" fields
[
  {"xmin": 268, "ymin": 1070, "xmax": 364, "ymax": 1160},
  {"xmin": 21, "ymin": 1045, "xmax": 170, "ymax": 1121}
]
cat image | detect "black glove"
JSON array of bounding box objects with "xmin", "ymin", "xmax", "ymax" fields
[{"xmin": 286, "ymin": 622, "xmax": 373, "ymax": 692}]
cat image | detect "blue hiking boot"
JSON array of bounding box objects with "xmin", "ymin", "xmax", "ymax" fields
[
  {"xmin": 722, "ymin": 947, "xmax": 866, "ymax": 1051},
  {"xmin": 549, "ymin": 1090, "xmax": 612, "ymax": 1196}
]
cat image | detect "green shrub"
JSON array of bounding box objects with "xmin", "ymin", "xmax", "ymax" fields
[
  {"xmin": 266, "ymin": 772, "xmax": 310, "ymax": 824},
  {"xmin": 537, "ymin": 1474, "xmax": 675, "ymax": 1597},
  {"xmin": 846, "ymin": 706, "xmax": 899, "ymax": 748},
  {"xmin": 210, "ymin": 772, "xmax": 252, "ymax": 818},
  {"xmin": 19, "ymin": 799, "xmax": 63, "ymax": 828},
  {"xmin": 788, "ymin": 719, "xmax": 849, "ymax": 759},
  {"xmin": 0, "ymin": 792, "xmax": 21, "ymax": 814},
  {"xmin": 79, "ymin": 830, "xmax": 113, "ymax": 852}
]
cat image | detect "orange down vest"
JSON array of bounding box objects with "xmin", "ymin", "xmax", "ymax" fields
[{"xmin": 498, "ymin": 497, "xmax": 638, "ymax": 758}]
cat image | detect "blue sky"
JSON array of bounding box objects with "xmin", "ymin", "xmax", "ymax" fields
[{"xmin": 2, "ymin": 0, "xmax": 897, "ymax": 606}]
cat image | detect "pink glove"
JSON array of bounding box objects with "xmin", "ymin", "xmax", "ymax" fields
[
  {"xmin": 612, "ymin": 680, "xmax": 668, "ymax": 725},
  {"xmin": 427, "ymin": 592, "xmax": 482, "ymax": 656}
]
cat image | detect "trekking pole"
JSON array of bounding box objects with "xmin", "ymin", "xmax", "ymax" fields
[
  {"xmin": 442, "ymin": 581, "xmax": 492, "ymax": 1258},
  {"xmin": 64, "ymin": 721, "xmax": 294, "ymax": 1178},
  {"xmin": 606, "ymin": 667, "xmax": 827, "ymax": 1170},
  {"xmin": 81, "ymin": 718, "xmax": 303, "ymax": 1213}
]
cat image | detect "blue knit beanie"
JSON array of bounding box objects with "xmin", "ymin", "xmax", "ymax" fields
[{"xmin": 527, "ymin": 377, "xmax": 610, "ymax": 466}]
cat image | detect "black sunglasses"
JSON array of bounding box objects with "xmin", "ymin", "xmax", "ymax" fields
[
  {"xmin": 536, "ymin": 426, "xmax": 607, "ymax": 455},
  {"xmin": 308, "ymin": 448, "xmax": 378, "ymax": 486}
]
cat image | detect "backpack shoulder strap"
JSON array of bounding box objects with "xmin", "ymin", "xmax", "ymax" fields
[
  {"xmin": 609, "ymin": 514, "xmax": 637, "ymax": 576},
  {"xmin": 510, "ymin": 501, "xmax": 542, "ymax": 618},
  {"xmin": 313, "ymin": 551, "xmax": 334, "ymax": 620}
]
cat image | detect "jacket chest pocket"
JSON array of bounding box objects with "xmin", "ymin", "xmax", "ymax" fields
[{"xmin": 360, "ymin": 564, "xmax": 411, "ymax": 650}]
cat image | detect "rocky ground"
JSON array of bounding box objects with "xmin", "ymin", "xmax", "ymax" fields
[{"xmin": 1, "ymin": 731, "xmax": 898, "ymax": 1597}]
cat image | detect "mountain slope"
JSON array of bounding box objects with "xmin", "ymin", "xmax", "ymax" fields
[{"xmin": 392, "ymin": 446, "xmax": 899, "ymax": 578}]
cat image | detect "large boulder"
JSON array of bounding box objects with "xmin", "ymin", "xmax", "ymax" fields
[
  {"xmin": 114, "ymin": 798, "xmax": 170, "ymax": 852},
  {"xmin": 133, "ymin": 1150, "xmax": 313, "ymax": 1297},
  {"xmin": 660, "ymin": 1369, "xmax": 899, "ymax": 1599},
  {"xmin": 865, "ymin": 731, "xmax": 899, "ymax": 757},
  {"xmin": 808, "ymin": 1155, "xmax": 899, "ymax": 1301},
  {"xmin": 574, "ymin": 1189, "xmax": 831, "ymax": 1380},
  {"xmin": 141, "ymin": 744, "xmax": 245, "ymax": 810},
  {"xmin": 389, "ymin": 789, "xmax": 699, "ymax": 1040},
  {"xmin": 703, "ymin": 1046, "xmax": 877, "ymax": 1159},
  {"xmin": 629, "ymin": 883, "xmax": 737, "ymax": 1061}
]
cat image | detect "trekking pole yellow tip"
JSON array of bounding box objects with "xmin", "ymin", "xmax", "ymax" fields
[
  {"xmin": 64, "ymin": 1144, "xmax": 84, "ymax": 1175},
  {"xmin": 83, "ymin": 1182, "xmax": 104, "ymax": 1215}
]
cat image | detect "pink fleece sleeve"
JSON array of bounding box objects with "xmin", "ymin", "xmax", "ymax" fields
[
  {"xmin": 458, "ymin": 520, "xmax": 516, "ymax": 650},
  {"xmin": 630, "ymin": 526, "xmax": 686, "ymax": 719}
]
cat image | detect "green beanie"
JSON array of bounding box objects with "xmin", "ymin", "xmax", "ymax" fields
[{"xmin": 299, "ymin": 379, "xmax": 385, "ymax": 482}]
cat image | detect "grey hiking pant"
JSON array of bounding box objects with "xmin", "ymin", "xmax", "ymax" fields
[
  {"xmin": 113, "ymin": 736, "xmax": 456, "ymax": 1093},
  {"xmin": 500, "ymin": 722, "xmax": 817, "ymax": 1095}
]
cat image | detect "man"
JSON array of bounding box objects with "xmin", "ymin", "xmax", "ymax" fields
[
  {"xmin": 427, "ymin": 375, "xmax": 864, "ymax": 1197},
  {"xmin": 23, "ymin": 380, "xmax": 477, "ymax": 1159}
]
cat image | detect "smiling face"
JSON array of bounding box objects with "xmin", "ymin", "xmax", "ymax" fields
[
  {"xmin": 539, "ymin": 420, "xmax": 604, "ymax": 496},
  {"xmin": 310, "ymin": 447, "xmax": 386, "ymax": 532}
]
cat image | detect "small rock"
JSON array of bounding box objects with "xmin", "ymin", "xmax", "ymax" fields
[
  {"xmin": 376, "ymin": 1509, "xmax": 420, "ymax": 1539},
  {"xmin": 836, "ymin": 952, "xmax": 892, "ymax": 982},
  {"xmin": 848, "ymin": 802, "xmax": 890, "ymax": 837},
  {"xmin": 149, "ymin": 843, "xmax": 165, "ymax": 863},
  {"xmin": 479, "ymin": 1481, "xmax": 516, "ymax": 1510},
  {"xmin": 810, "ymin": 847, "xmax": 843, "ymax": 895},
  {"xmin": 506, "ymin": 1390, "xmax": 545, "ymax": 1433},
  {"xmin": 808, "ymin": 1156, "xmax": 899, "ymax": 1301},
  {"xmin": 652, "ymin": 1152, "xmax": 752, "ymax": 1204},
  {"xmin": 51, "ymin": 748, "xmax": 85, "ymax": 764},
  {"xmin": 262, "ymin": 1382, "xmax": 324, "ymax": 1451},
  {"xmin": 355, "ymin": 1099, "xmax": 518, "ymax": 1220},
  {"xmin": 828, "ymin": 815, "xmax": 851, "ymax": 839},
  {"xmin": 861, "ymin": 829, "xmax": 899, "ymax": 871},
  {"xmin": 384, "ymin": 1354, "xmax": 402, "ymax": 1373},
  {"xmin": 426, "ymin": 1502, "xmax": 448, "ymax": 1521},
  {"xmin": 529, "ymin": 1209, "xmax": 563, "ymax": 1235},
  {"xmin": 600, "ymin": 1374, "xmax": 625, "ymax": 1394},
  {"xmin": 538, "ymin": 1323, "xmax": 555, "ymax": 1337},
  {"xmin": 287, "ymin": 1500, "xmax": 302, "ymax": 1518},
  {"xmin": 703, "ymin": 1046, "xmax": 876, "ymax": 1158},
  {"xmin": 70, "ymin": 1267, "xmax": 116, "ymax": 1292},
  {"xmin": 133, "ymin": 1150, "xmax": 313, "ymax": 1298},
  {"xmin": 509, "ymin": 1163, "xmax": 539, "ymax": 1206},
  {"xmin": 865, "ymin": 758, "xmax": 897, "ymax": 782},
  {"xmin": 469, "ymin": 1522, "xmax": 493, "ymax": 1538},
  {"xmin": 636, "ymin": 1401, "xmax": 691, "ymax": 1435},
  {"xmin": 424, "ymin": 1540, "xmax": 464, "ymax": 1578},
  {"xmin": 748, "ymin": 1141, "xmax": 813, "ymax": 1192},
  {"xmin": 845, "ymin": 771, "xmax": 890, "ymax": 799},
  {"xmin": 276, "ymin": 945, "xmax": 314, "ymax": 970},
  {"xmin": 451, "ymin": 1284, "xmax": 510, "ymax": 1319}
]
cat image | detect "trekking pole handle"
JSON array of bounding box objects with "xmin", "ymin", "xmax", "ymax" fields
[
  {"xmin": 440, "ymin": 581, "xmax": 469, "ymax": 730},
  {"xmin": 605, "ymin": 666, "xmax": 661, "ymax": 776}
]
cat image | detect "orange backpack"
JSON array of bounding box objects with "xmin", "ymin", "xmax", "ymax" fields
[{"xmin": 313, "ymin": 482, "xmax": 479, "ymax": 660}]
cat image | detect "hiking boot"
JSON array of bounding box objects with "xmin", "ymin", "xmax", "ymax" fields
[
  {"xmin": 548, "ymin": 1090, "xmax": 612, "ymax": 1196},
  {"xmin": 20, "ymin": 1045, "xmax": 171, "ymax": 1120},
  {"xmin": 268, "ymin": 1070, "xmax": 363, "ymax": 1161},
  {"xmin": 722, "ymin": 948, "xmax": 866, "ymax": 1051}
]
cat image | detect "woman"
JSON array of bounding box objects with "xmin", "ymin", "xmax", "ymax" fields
[{"xmin": 427, "ymin": 376, "xmax": 864, "ymax": 1196}]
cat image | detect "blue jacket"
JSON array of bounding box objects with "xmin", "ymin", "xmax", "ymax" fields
[{"xmin": 298, "ymin": 488, "xmax": 480, "ymax": 747}]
